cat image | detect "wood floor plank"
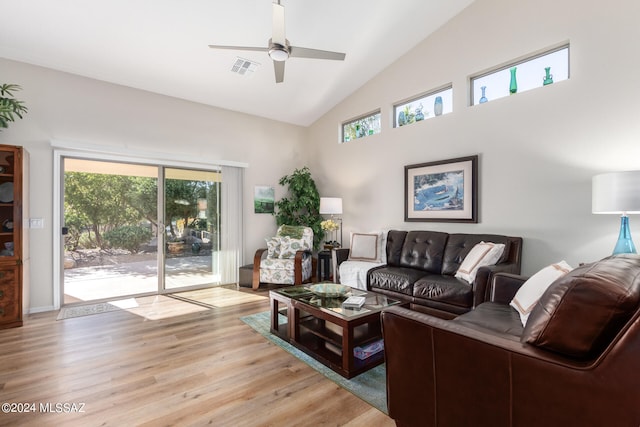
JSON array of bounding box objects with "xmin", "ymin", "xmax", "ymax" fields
[{"xmin": 0, "ymin": 286, "xmax": 394, "ymax": 426}]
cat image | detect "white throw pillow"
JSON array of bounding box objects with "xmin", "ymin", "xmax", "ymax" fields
[
  {"xmin": 348, "ymin": 232, "xmax": 381, "ymax": 263},
  {"xmin": 510, "ymin": 261, "xmax": 573, "ymax": 326},
  {"xmin": 455, "ymin": 242, "xmax": 506, "ymax": 284}
]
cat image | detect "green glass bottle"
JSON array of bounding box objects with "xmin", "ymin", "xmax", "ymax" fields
[
  {"xmin": 509, "ymin": 67, "xmax": 518, "ymax": 94},
  {"xmin": 543, "ymin": 67, "xmax": 554, "ymax": 85}
]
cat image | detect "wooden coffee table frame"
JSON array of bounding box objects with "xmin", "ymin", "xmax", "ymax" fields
[{"xmin": 270, "ymin": 288, "xmax": 397, "ymax": 379}]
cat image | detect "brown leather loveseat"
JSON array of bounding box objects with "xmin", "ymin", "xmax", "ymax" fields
[{"xmin": 381, "ymin": 254, "xmax": 640, "ymax": 426}]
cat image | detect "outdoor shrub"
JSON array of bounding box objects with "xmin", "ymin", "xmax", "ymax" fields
[{"xmin": 104, "ymin": 225, "xmax": 153, "ymax": 253}]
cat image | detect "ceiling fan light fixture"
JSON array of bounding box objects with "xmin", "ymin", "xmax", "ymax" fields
[{"xmin": 268, "ymin": 45, "xmax": 289, "ymax": 62}]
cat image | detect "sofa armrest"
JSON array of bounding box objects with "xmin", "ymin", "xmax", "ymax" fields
[
  {"xmin": 252, "ymin": 248, "xmax": 267, "ymax": 290},
  {"xmin": 381, "ymin": 305, "xmax": 527, "ymax": 426},
  {"xmin": 472, "ymin": 262, "xmax": 521, "ymax": 308},
  {"xmin": 252, "ymin": 249, "xmax": 312, "ymax": 289},
  {"xmin": 380, "ymin": 305, "xmax": 635, "ymax": 426},
  {"xmin": 293, "ymin": 250, "xmax": 312, "ymax": 285},
  {"xmin": 331, "ymin": 248, "xmax": 350, "ymax": 283},
  {"xmin": 489, "ymin": 272, "xmax": 527, "ymax": 304}
]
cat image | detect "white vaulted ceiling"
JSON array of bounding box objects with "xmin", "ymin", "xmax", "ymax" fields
[{"xmin": 0, "ymin": 0, "xmax": 474, "ymax": 126}]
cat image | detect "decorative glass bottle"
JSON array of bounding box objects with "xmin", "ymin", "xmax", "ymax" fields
[
  {"xmin": 479, "ymin": 86, "xmax": 488, "ymax": 104},
  {"xmin": 543, "ymin": 67, "xmax": 554, "ymax": 85},
  {"xmin": 613, "ymin": 215, "xmax": 637, "ymax": 254},
  {"xmin": 434, "ymin": 96, "xmax": 443, "ymax": 116},
  {"xmin": 415, "ymin": 103, "xmax": 424, "ymax": 121},
  {"xmin": 509, "ymin": 67, "xmax": 518, "ymax": 94}
]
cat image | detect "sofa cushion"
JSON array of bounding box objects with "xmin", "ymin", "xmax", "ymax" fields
[
  {"xmin": 259, "ymin": 255, "xmax": 313, "ymax": 285},
  {"xmin": 454, "ymin": 242, "xmax": 505, "ymax": 284},
  {"xmin": 399, "ymin": 231, "xmax": 448, "ymax": 273},
  {"xmin": 522, "ymin": 254, "xmax": 640, "ymax": 358},
  {"xmin": 510, "ymin": 261, "xmax": 572, "ymax": 326},
  {"xmin": 452, "ymin": 301, "xmax": 523, "ymax": 339},
  {"xmin": 278, "ymin": 236, "xmax": 310, "ymax": 259},
  {"xmin": 368, "ymin": 266, "xmax": 427, "ymax": 296},
  {"xmin": 413, "ymin": 275, "xmax": 473, "ymax": 308},
  {"xmin": 442, "ymin": 234, "xmax": 512, "ymax": 276},
  {"xmin": 386, "ymin": 230, "xmax": 408, "ymax": 266},
  {"xmin": 340, "ymin": 260, "xmax": 384, "ymax": 290}
]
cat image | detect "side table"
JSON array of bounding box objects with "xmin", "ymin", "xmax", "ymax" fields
[{"xmin": 317, "ymin": 250, "xmax": 331, "ymax": 281}]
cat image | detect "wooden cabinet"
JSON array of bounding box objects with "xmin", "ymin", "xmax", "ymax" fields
[{"xmin": 0, "ymin": 145, "xmax": 26, "ymax": 329}]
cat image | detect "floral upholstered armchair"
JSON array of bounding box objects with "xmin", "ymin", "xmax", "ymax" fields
[{"xmin": 252, "ymin": 225, "xmax": 314, "ymax": 290}]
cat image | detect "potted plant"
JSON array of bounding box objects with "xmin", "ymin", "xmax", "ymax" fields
[
  {"xmin": 0, "ymin": 84, "xmax": 28, "ymax": 130},
  {"xmin": 274, "ymin": 166, "xmax": 324, "ymax": 249}
]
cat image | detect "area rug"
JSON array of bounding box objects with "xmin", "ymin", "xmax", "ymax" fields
[
  {"xmin": 240, "ymin": 311, "xmax": 387, "ymax": 414},
  {"xmin": 56, "ymin": 302, "xmax": 121, "ymax": 320}
]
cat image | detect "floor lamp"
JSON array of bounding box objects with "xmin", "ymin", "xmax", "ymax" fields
[
  {"xmin": 319, "ymin": 197, "xmax": 343, "ymax": 248},
  {"xmin": 592, "ymin": 171, "xmax": 640, "ymax": 254}
]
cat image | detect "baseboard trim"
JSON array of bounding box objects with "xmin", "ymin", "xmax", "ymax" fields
[{"xmin": 27, "ymin": 305, "xmax": 57, "ymax": 314}]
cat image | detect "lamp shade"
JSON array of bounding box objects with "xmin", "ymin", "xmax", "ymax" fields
[
  {"xmin": 592, "ymin": 171, "xmax": 640, "ymax": 214},
  {"xmin": 319, "ymin": 197, "xmax": 343, "ymax": 215}
]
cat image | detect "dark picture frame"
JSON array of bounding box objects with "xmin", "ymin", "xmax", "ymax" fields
[{"xmin": 405, "ymin": 155, "xmax": 478, "ymax": 222}]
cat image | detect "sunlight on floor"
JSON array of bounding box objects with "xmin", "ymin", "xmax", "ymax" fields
[
  {"xmin": 58, "ymin": 287, "xmax": 268, "ymax": 322},
  {"xmin": 108, "ymin": 295, "xmax": 209, "ymax": 320},
  {"xmin": 172, "ymin": 287, "xmax": 266, "ymax": 308}
]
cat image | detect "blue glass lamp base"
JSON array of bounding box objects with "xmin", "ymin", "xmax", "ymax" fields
[{"xmin": 613, "ymin": 215, "xmax": 637, "ymax": 255}]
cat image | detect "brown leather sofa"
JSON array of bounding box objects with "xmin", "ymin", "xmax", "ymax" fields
[
  {"xmin": 366, "ymin": 230, "xmax": 523, "ymax": 318},
  {"xmin": 381, "ymin": 254, "xmax": 640, "ymax": 427}
]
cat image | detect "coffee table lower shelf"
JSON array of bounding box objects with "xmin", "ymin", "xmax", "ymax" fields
[
  {"xmin": 269, "ymin": 288, "xmax": 394, "ymax": 379},
  {"xmin": 294, "ymin": 332, "xmax": 385, "ymax": 378}
]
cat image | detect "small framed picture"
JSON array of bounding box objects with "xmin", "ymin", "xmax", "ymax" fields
[
  {"xmin": 405, "ymin": 155, "xmax": 478, "ymax": 222},
  {"xmin": 254, "ymin": 186, "xmax": 275, "ymax": 214}
]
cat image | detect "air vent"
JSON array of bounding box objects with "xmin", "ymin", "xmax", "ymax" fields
[{"xmin": 230, "ymin": 57, "xmax": 260, "ymax": 76}]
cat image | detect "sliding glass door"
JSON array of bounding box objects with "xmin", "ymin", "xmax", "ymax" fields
[
  {"xmin": 163, "ymin": 168, "xmax": 221, "ymax": 290},
  {"xmin": 62, "ymin": 158, "xmax": 222, "ymax": 304}
]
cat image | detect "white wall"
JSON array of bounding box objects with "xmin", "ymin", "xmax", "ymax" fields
[
  {"xmin": 307, "ymin": 0, "xmax": 640, "ymax": 275},
  {"xmin": 0, "ymin": 58, "xmax": 306, "ymax": 312},
  {"xmin": 4, "ymin": 0, "xmax": 640, "ymax": 311}
]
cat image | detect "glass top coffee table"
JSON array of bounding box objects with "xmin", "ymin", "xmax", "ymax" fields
[{"xmin": 269, "ymin": 283, "xmax": 402, "ymax": 378}]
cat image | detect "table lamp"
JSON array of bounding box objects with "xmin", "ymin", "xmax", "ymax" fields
[
  {"xmin": 592, "ymin": 171, "xmax": 640, "ymax": 254},
  {"xmin": 319, "ymin": 197, "xmax": 343, "ymax": 247}
]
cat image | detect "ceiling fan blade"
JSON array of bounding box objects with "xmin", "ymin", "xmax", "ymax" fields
[
  {"xmin": 272, "ymin": 3, "xmax": 286, "ymax": 46},
  {"xmin": 273, "ymin": 60, "xmax": 285, "ymax": 83},
  {"xmin": 208, "ymin": 44, "xmax": 269, "ymax": 53},
  {"xmin": 289, "ymin": 46, "xmax": 346, "ymax": 61}
]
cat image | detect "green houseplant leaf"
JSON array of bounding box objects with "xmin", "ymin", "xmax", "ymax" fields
[
  {"xmin": 274, "ymin": 166, "xmax": 324, "ymax": 250},
  {"xmin": 0, "ymin": 84, "xmax": 28, "ymax": 130}
]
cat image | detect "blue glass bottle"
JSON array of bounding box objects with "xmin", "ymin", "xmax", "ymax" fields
[
  {"xmin": 479, "ymin": 86, "xmax": 488, "ymax": 104},
  {"xmin": 613, "ymin": 215, "xmax": 637, "ymax": 254},
  {"xmin": 434, "ymin": 96, "xmax": 443, "ymax": 116}
]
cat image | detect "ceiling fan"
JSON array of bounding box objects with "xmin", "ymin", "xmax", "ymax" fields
[{"xmin": 208, "ymin": 0, "xmax": 346, "ymax": 83}]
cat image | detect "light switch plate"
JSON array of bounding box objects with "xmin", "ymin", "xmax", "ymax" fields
[{"xmin": 29, "ymin": 218, "xmax": 44, "ymax": 229}]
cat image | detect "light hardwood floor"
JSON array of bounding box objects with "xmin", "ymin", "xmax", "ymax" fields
[{"xmin": 0, "ymin": 286, "xmax": 394, "ymax": 427}]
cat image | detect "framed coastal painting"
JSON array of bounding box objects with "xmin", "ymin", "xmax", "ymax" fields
[
  {"xmin": 404, "ymin": 155, "xmax": 478, "ymax": 222},
  {"xmin": 254, "ymin": 185, "xmax": 275, "ymax": 214}
]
